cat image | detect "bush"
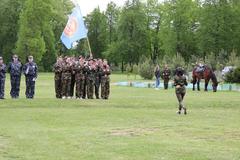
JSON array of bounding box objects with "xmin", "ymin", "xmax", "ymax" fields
[
  {"xmin": 225, "ymin": 67, "xmax": 240, "ymax": 83},
  {"xmin": 138, "ymin": 57, "xmax": 154, "ymax": 80}
]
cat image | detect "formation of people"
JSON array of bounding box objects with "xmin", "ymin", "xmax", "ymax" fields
[
  {"xmin": 53, "ymin": 56, "xmax": 111, "ymax": 100},
  {"xmin": 0, "ymin": 55, "xmax": 38, "ymax": 99}
]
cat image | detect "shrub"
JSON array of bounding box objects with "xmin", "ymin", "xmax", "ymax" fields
[
  {"xmin": 138, "ymin": 57, "xmax": 154, "ymax": 80},
  {"xmin": 225, "ymin": 67, "xmax": 240, "ymax": 83}
]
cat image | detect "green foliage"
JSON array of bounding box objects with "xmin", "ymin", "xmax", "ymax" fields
[
  {"xmin": 114, "ymin": 0, "xmax": 150, "ymax": 64},
  {"xmin": 227, "ymin": 51, "xmax": 240, "ymax": 67},
  {"xmin": 138, "ymin": 57, "xmax": 154, "ymax": 79},
  {"xmin": 85, "ymin": 8, "xmax": 108, "ymax": 58},
  {"xmin": 1, "ymin": 0, "xmax": 240, "ymax": 72},
  {"xmin": 0, "ymin": 0, "xmax": 25, "ymax": 61},
  {"xmin": 225, "ymin": 67, "xmax": 240, "ymax": 83}
]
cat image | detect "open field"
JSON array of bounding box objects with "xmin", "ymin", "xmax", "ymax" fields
[{"xmin": 0, "ymin": 73, "xmax": 239, "ymax": 160}]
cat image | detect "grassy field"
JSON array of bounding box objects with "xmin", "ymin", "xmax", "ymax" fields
[{"xmin": 0, "ymin": 73, "xmax": 239, "ymax": 160}]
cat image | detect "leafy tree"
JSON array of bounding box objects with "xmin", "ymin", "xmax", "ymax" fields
[
  {"xmin": 116, "ymin": 0, "xmax": 150, "ymax": 65},
  {"xmin": 85, "ymin": 8, "xmax": 108, "ymax": 58}
]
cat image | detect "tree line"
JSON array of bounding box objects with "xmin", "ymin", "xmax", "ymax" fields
[{"xmin": 0, "ymin": 0, "xmax": 240, "ymax": 71}]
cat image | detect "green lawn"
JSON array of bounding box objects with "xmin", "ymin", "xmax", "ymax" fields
[{"xmin": 0, "ymin": 73, "xmax": 240, "ymax": 160}]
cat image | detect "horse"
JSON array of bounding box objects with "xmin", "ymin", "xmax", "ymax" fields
[{"xmin": 192, "ymin": 66, "xmax": 219, "ymax": 92}]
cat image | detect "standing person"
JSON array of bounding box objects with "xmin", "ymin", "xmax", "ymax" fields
[
  {"xmin": 74, "ymin": 57, "xmax": 86, "ymax": 99},
  {"xmin": 162, "ymin": 64, "xmax": 171, "ymax": 90},
  {"xmin": 8, "ymin": 54, "xmax": 22, "ymax": 99},
  {"xmin": 100, "ymin": 59, "xmax": 111, "ymax": 100},
  {"xmin": 61, "ymin": 57, "xmax": 72, "ymax": 99},
  {"xmin": 86, "ymin": 59, "xmax": 95, "ymax": 99},
  {"xmin": 23, "ymin": 55, "xmax": 38, "ymax": 99},
  {"xmin": 53, "ymin": 56, "xmax": 63, "ymax": 99},
  {"xmin": 174, "ymin": 67, "xmax": 188, "ymax": 115},
  {"xmin": 70, "ymin": 56, "xmax": 77, "ymax": 98},
  {"xmin": 154, "ymin": 65, "xmax": 161, "ymax": 90},
  {"xmin": 94, "ymin": 59, "xmax": 101, "ymax": 99},
  {"xmin": 82, "ymin": 59, "xmax": 89, "ymax": 99},
  {"xmin": 0, "ymin": 57, "xmax": 7, "ymax": 99}
]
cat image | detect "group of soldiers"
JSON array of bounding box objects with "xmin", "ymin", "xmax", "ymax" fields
[
  {"xmin": 0, "ymin": 55, "xmax": 38, "ymax": 99},
  {"xmin": 53, "ymin": 56, "xmax": 111, "ymax": 100}
]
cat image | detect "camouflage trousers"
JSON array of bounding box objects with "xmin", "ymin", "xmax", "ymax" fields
[
  {"xmin": 95, "ymin": 78, "xmax": 100, "ymax": 99},
  {"xmin": 175, "ymin": 87, "xmax": 186, "ymax": 111},
  {"xmin": 0, "ymin": 78, "xmax": 5, "ymax": 99},
  {"xmin": 163, "ymin": 78, "xmax": 170, "ymax": 90},
  {"xmin": 25, "ymin": 76, "xmax": 35, "ymax": 99},
  {"xmin": 70, "ymin": 74, "xmax": 75, "ymax": 97},
  {"xmin": 61, "ymin": 73, "xmax": 71, "ymax": 97},
  {"xmin": 55, "ymin": 75, "xmax": 62, "ymax": 99},
  {"xmin": 101, "ymin": 78, "xmax": 110, "ymax": 99},
  {"xmin": 75, "ymin": 79, "xmax": 85, "ymax": 98},
  {"xmin": 87, "ymin": 79, "xmax": 94, "ymax": 99},
  {"xmin": 10, "ymin": 75, "xmax": 21, "ymax": 98}
]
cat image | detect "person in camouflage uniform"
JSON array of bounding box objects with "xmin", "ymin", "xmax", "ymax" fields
[
  {"xmin": 86, "ymin": 59, "xmax": 95, "ymax": 99},
  {"xmin": 8, "ymin": 54, "xmax": 22, "ymax": 99},
  {"xmin": 53, "ymin": 56, "xmax": 63, "ymax": 99},
  {"xmin": 0, "ymin": 57, "xmax": 7, "ymax": 99},
  {"xmin": 162, "ymin": 64, "xmax": 171, "ymax": 90},
  {"xmin": 94, "ymin": 59, "xmax": 102, "ymax": 99},
  {"xmin": 70, "ymin": 57, "xmax": 77, "ymax": 98},
  {"xmin": 100, "ymin": 59, "xmax": 111, "ymax": 100},
  {"xmin": 61, "ymin": 57, "xmax": 73, "ymax": 99},
  {"xmin": 74, "ymin": 57, "xmax": 86, "ymax": 99},
  {"xmin": 23, "ymin": 55, "xmax": 38, "ymax": 99},
  {"xmin": 173, "ymin": 67, "xmax": 188, "ymax": 115}
]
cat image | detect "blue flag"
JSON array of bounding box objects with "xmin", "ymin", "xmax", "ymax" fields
[{"xmin": 61, "ymin": 6, "xmax": 87, "ymax": 49}]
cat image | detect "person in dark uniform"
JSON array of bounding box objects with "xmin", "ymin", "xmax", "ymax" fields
[
  {"xmin": 8, "ymin": 54, "xmax": 22, "ymax": 99},
  {"xmin": 0, "ymin": 57, "xmax": 7, "ymax": 99},
  {"xmin": 23, "ymin": 55, "xmax": 38, "ymax": 99},
  {"xmin": 162, "ymin": 64, "xmax": 171, "ymax": 90},
  {"xmin": 173, "ymin": 67, "xmax": 188, "ymax": 115}
]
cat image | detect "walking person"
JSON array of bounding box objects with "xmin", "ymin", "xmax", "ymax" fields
[{"xmin": 174, "ymin": 67, "xmax": 188, "ymax": 115}]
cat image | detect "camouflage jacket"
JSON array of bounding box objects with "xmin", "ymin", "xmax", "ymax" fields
[
  {"xmin": 174, "ymin": 75, "xmax": 188, "ymax": 93},
  {"xmin": 162, "ymin": 68, "xmax": 171, "ymax": 79},
  {"xmin": 74, "ymin": 63, "xmax": 85, "ymax": 80},
  {"xmin": 23, "ymin": 62, "xmax": 38, "ymax": 77},
  {"xmin": 8, "ymin": 61, "xmax": 22, "ymax": 76},
  {"xmin": 0, "ymin": 64, "xmax": 7, "ymax": 79},
  {"xmin": 100, "ymin": 66, "xmax": 111, "ymax": 81},
  {"xmin": 53, "ymin": 62, "xmax": 63, "ymax": 74},
  {"xmin": 86, "ymin": 66, "xmax": 95, "ymax": 81}
]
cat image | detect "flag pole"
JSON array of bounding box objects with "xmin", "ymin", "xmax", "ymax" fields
[
  {"xmin": 87, "ymin": 37, "xmax": 93, "ymax": 58},
  {"xmin": 71, "ymin": 0, "xmax": 92, "ymax": 58}
]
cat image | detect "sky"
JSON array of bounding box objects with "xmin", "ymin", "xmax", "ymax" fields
[{"xmin": 76, "ymin": 0, "xmax": 126, "ymax": 16}]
